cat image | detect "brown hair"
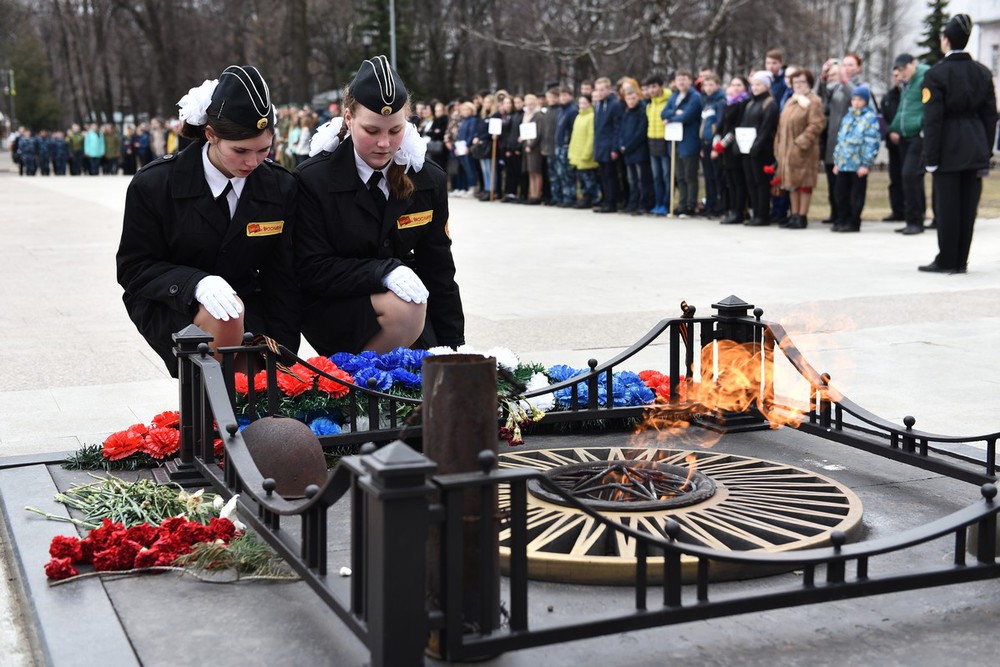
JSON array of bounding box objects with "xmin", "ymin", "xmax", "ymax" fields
[
  {"xmin": 792, "ymin": 68, "xmax": 815, "ymax": 87},
  {"xmin": 338, "ymin": 86, "xmax": 415, "ymax": 200},
  {"xmin": 180, "ymin": 111, "xmax": 273, "ymax": 142},
  {"xmin": 765, "ymin": 49, "xmax": 784, "ymax": 63}
]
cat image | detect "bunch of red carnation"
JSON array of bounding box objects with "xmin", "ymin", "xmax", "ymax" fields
[
  {"xmin": 102, "ymin": 410, "xmax": 223, "ymax": 461},
  {"xmin": 638, "ymin": 370, "xmax": 687, "ymax": 401},
  {"xmin": 44, "ymin": 515, "xmax": 239, "ymax": 580}
]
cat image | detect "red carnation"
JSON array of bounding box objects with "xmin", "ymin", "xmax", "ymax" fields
[
  {"xmin": 92, "ymin": 540, "xmax": 142, "ymax": 571},
  {"xmin": 208, "ymin": 517, "xmax": 237, "ymax": 543},
  {"xmin": 44, "ymin": 557, "xmax": 78, "ymax": 580},
  {"xmin": 214, "ymin": 438, "xmax": 224, "ymax": 457},
  {"xmin": 158, "ymin": 516, "xmax": 187, "ymax": 533},
  {"xmin": 87, "ymin": 518, "xmax": 126, "ymax": 549},
  {"xmin": 49, "ymin": 535, "xmax": 83, "ymax": 562},
  {"xmin": 133, "ymin": 547, "xmax": 159, "ymax": 569},
  {"xmin": 150, "ymin": 411, "xmax": 180, "ymax": 429},
  {"xmin": 142, "ymin": 427, "xmax": 181, "ymax": 459},
  {"xmin": 125, "ymin": 523, "xmax": 160, "ymax": 548},
  {"xmin": 317, "ymin": 368, "xmax": 353, "ymax": 398},
  {"xmin": 153, "ymin": 533, "xmax": 189, "ymax": 559},
  {"xmin": 277, "ymin": 364, "xmax": 315, "ymax": 397},
  {"xmin": 174, "ymin": 521, "xmax": 211, "ymax": 546},
  {"xmin": 762, "ymin": 164, "xmax": 776, "ymax": 175},
  {"xmin": 103, "ymin": 429, "xmax": 144, "ymax": 460},
  {"xmin": 234, "ymin": 373, "xmax": 250, "ymax": 395},
  {"xmin": 79, "ymin": 537, "xmax": 97, "ymax": 564},
  {"xmin": 252, "ymin": 371, "xmax": 268, "ymax": 392},
  {"xmin": 770, "ymin": 177, "xmax": 781, "ymax": 187}
]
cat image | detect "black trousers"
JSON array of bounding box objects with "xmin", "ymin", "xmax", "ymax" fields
[
  {"xmin": 932, "ymin": 170, "xmax": 982, "ymax": 270},
  {"xmin": 886, "ymin": 142, "xmax": 904, "ymax": 218},
  {"xmin": 824, "ymin": 162, "xmax": 839, "ymax": 221},
  {"xmin": 504, "ymin": 150, "xmax": 523, "ymax": 198},
  {"xmin": 899, "ymin": 136, "xmax": 926, "ymax": 227},
  {"xmin": 834, "ymin": 171, "xmax": 868, "ymax": 230},
  {"xmin": 724, "ymin": 164, "xmax": 747, "ymax": 218},
  {"xmin": 743, "ymin": 156, "xmax": 770, "ymax": 221},
  {"xmin": 598, "ymin": 159, "xmax": 619, "ymax": 210},
  {"xmin": 675, "ymin": 155, "xmax": 699, "ymax": 211}
]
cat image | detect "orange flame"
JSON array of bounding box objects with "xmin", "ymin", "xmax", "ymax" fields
[{"xmin": 634, "ymin": 338, "xmax": 808, "ymax": 446}]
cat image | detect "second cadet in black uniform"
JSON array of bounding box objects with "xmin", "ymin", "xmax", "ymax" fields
[
  {"xmin": 116, "ymin": 65, "xmax": 300, "ymax": 376},
  {"xmin": 920, "ymin": 14, "xmax": 999, "ymax": 274},
  {"xmin": 295, "ymin": 55, "xmax": 465, "ymax": 355}
]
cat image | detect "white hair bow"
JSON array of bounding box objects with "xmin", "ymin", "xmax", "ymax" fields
[{"xmin": 177, "ymin": 79, "xmax": 218, "ymax": 126}]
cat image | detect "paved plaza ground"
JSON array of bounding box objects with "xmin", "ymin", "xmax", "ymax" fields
[{"xmin": 1, "ymin": 153, "xmax": 999, "ymax": 665}]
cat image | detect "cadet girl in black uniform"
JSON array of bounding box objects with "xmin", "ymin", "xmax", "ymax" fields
[
  {"xmin": 294, "ymin": 55, "xmax": 464, "ymax": 355},
  {"xmin": 116, "ymin": 65, "xmax": 300, "ymax": 376},
  {"xmin": 920, "ymin": 14, "xmax": 999, "ymax": 274}
]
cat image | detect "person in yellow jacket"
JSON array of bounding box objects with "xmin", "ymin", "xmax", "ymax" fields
[
  {"xmin": 643, "ymin": 74, "xmax": 672, "ymax": 214},
  {"xmin": 568, "ymin": 94, "xmax": 600, "ymax": 208}
]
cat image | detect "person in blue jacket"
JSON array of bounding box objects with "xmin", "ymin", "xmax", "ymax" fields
[
  {"xmin": 592, "ymin": 76, "xmax": 624, "ymax": 213},
  {"xmin": 661, "ymin": 69, "xmax": 703, "ymax": 215},
  {"xmin": 617, "ymin": 80, "xmax": 652, "ymax": 214},
  {"xmin": 699, "ymin": 72, "xmax": 726, "ymax": 216}
]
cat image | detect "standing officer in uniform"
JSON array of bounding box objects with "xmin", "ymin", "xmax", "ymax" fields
[
  {"xmin": 117, "ymin": 65, "xmax": 300, "ymax": 376},
  {"xmin": 920, "ymin": 14, "xmax": 998, "ymax": 274},
  {"xmin": 295, "ymin": 55, "xmax": 465, "ymax": 356}
]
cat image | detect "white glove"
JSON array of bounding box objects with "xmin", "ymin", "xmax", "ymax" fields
[
  {"xmin": 194, "ymin": 275, "xmax": 242, "ymax": 321},
  {"xmin": 381, "ymin": 266, "xmax": 428, "ymax": 304}
]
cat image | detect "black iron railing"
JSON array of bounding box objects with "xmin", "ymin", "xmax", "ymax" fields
[{"xmin": 162, "ymin": 295, "xmax": 1000, "ymax": 666}]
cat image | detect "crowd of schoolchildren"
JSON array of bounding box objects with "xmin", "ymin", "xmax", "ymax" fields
[{"xmin": 9, "ymin": 48, "xmax": 895, "ymax": 232}]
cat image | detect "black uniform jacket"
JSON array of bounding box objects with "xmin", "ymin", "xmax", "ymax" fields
[
  {"xmin": 116, "ymin": 140, "xmax": 301, "ymax": 372},
  {"xmin": 294, "ymin": 136, "xmax": 465, "ymax": 348},
  {"xmin": 922, "ymin": 52, "xmax": 998, "ymax": 172}
]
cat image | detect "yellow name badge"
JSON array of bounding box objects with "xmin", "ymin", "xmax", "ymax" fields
[
  {"xmin": 246, "ymin": 220, "xmax": 284, "ymax": 237},
  {"xmin": 397, "ymin": 210, "xmax": 433, "ymax": 230}
]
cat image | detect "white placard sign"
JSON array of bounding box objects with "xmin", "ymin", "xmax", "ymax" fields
[
  {"xmin": 454, "ymin": 140, "xmax": 468, "ymax": 156},
  {"xmin": 735, "ymin": 127, "xmax": 757, "ymax": 154},
  {"xmin": 488, "ymin": 117, "xmax": 503, "ymax": 135},
  {"xmin": 664, "ymin": 122, "xmax": 684, "ymax": 142},
  {"xmin": 519, "ymin": 122, "xmax": 537, "ymax": 141}
]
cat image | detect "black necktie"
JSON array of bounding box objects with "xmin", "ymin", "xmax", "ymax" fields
[
  {"xmin": 368, "ymin": 171, "xmax": 386, "ymax": 219},
  {"xmin": 217, "ymin": 180, "xmax": 233, "ymax": 220}
]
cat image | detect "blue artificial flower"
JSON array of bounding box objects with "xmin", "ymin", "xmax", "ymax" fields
[
  {"xmin": 330, "ymin": 352, "xmax": 355, "ymax": 368},
  {"xmin": 374, "ymin": 348, "xmax": 408, "ymax": 371},
  {"xmin": 402, "ymin": 348, "xmax": 431, "ymax": 370},
  {"xmin": 547, "ymin": 364, "xmax": 586, "ymax": 383},
  {"xmin": 236, "ymin": 416, "xmax": 251, "ymax": 432},
  {"xmin": 308, "ymin": 417, "xmax": 342, "ymax": 436},
  {"xmin": 389, "ymin": 367, "xmax": 421, "ymax": 389},
  {"xmin": 352, "ymin": 366, "xmax": 393, "ymax": 392},
  {"xmin": 330, "ymin": 352, "xmax": 366, "ymax": 375}
]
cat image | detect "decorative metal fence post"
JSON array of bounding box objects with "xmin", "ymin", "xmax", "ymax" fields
[
  {"xmin": 422, "ymin": 354, "xmax": 501, "ymax": 650},
  {"xmin": 697, "ymin": 295, "xmax": 771, "ymax": 433},
  {"xmin": 152, "ymin": 325, "xmax": 214, "ymax": 487},
  {"xmin": 360, "ymin": 441, "xmax": 437, "ymax": 667}
]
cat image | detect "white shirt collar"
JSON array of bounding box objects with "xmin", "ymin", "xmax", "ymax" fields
[
  {"xmin": 354, "ymin": 148, "xmax": 390, "ymax": 198},
  {"xmin": 201, "ymin": 142, "xmax": 247, "ymax": 199},
  {"xmin": 945, "ymin": 49, "xmax": 965, "ymax": 57}
]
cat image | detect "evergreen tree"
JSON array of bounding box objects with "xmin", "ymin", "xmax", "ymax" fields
[
  {"xmin": 10, "ymin": 30, "xmax": 61, "ymax": 130},
  {"xmin": 918, "ymin": 0, "xmax": 950, "ymax": 65}
]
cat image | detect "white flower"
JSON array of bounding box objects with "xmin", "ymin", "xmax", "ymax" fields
[
  {"xmin": 525, "ymin": 372, "xmax": 555, "ymax": 411},
  {"xmin": 485, "ymin": 346, "xmax": 520, "ymax": 372},
  {"xmin": 212, "ymin": 495, "xmax": 225, "ymax": 511},
  {"xmin": 339, "ymin": 566, "xmax": 352, "ymax": 577},
  {"xmin": 176, "ymin": 79, "xmax": 218, "ymax": 126},
  {"xmin": 219, "ymin": 494, "xmax": 246, "ymax": 532}
]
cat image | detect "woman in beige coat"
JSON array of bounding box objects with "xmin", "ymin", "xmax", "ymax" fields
[{"xmin": 774, "ymin": 68, "xmax": 826, "ymax": 228}]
